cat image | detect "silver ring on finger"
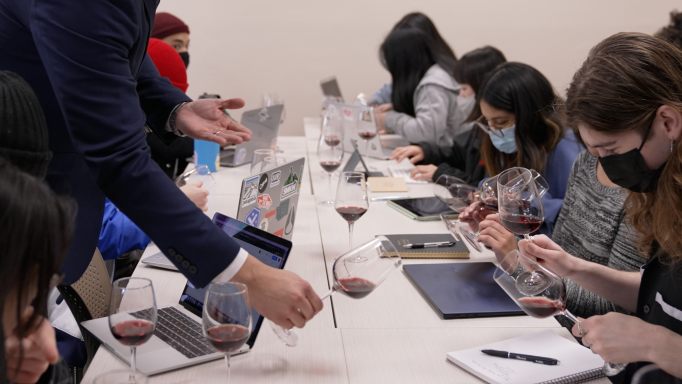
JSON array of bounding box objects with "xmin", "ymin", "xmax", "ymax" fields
[
  {"xmin": 529, "ymin": 235, "xmax": 536, "ymax": 245},
  {"xmin": 578, "ymin": 321, "xmax": 585, "ymax": 336},
  {"xmin": 213, "ymin": 130, "xmax": 220, "ymax": 136}
]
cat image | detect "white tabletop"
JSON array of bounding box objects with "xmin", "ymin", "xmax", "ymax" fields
[{"xmin": 82, "ymin": 121, "xmax": 607, "ymax": 384}]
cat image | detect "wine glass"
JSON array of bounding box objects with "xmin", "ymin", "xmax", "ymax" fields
[
  {"xmin": 262, "ymin": 92, "xmax": 285, "ymax": 153},
  {"xmin": 318, "ymin": 131, "xmax": 345, "ymax": 207},
  {"xmin": 433, "ymin": 175, "xmax": 478, "ymax": 241},
  {"xmin": 251, "ymin": 149, "xmax": 276, "ymax": 174},
  {"xmin": 335, "ymin": 172, "xmax": 369, "ymax": 259},
  {"xmin": 175, "ymin": 165, "xmax": 216, "ymax": 190},
  {"xmin": 497, "ymin": 167, "xmax": 544, "ymax": 243},
  {"xmin": 108, "ymin": 278, "xmax": 157, "ymax": 379},
  {"xmin": 270, "ymin": 236, "xmax": 401, "ymax": 346},
  {"xmin": 355, "ymin": 107, "xmax": 377, "ymax": 164},
  {"xmin": 494, "ymin": 250, "xmax": 626, "ymax": 376},
  {"xmin": 203, "ymin": 282, "xmax": 252, "ymax": 384},
  {"xmin": 93, "ymin": 370, "xmax": 148, "ymax": 384}
]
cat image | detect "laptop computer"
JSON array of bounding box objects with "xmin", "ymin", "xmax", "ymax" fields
[
  {"xmin": 219, "ymin": 104, "xmax": 283, "ymax": 167},
  {"xmin": 325, "ymin": 101, "xmax": 409, "ymax": 160},
  {"xmin": 82, "ymin": 213, "xmax": 292, "ymax": 375},
  {"xmin": 319, "ymin": 75, "xmax": 344, "ymax": 102},
  {"xmin": 403, "ymin": 263, "xmax": 525, "ymax": 319},
  {"xmin": 236, "ymin": 157, "xmax": 305, "ymax": 241}
]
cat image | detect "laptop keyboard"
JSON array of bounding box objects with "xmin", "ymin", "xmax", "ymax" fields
[
  {"xmin": 388, "ymin": 166, "xmax": 428, "ymax": 184},
  {"xmin": 131, "ymin": 307, "xmax": 216, "ymax": 359}
]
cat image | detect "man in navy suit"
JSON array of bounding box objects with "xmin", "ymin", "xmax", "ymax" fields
[{"xmin": 0, "ymin": 0, "xmax": 322, "ymax": 373}]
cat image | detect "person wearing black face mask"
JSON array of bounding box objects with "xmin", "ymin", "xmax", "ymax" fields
[
  {"xmin": 152, "ymin": 12, "xmax": 191, "ymax": 69},
  {"xmin": 519, "ymin": 33, "xmax": 682, "ymax": 383}
]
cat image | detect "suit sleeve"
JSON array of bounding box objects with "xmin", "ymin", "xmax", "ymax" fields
[{"xmin": 31, "ymin": 0, "xmax": 242, "ymax": 287}]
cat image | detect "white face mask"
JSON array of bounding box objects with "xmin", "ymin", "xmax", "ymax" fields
[{"xmin": 456, "ymin": 93, "xmax": 476, "ymax": 117}]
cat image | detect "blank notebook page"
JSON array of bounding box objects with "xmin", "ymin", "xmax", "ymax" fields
[{"xmin": 446, "ymin": 330, "xmax": 605, "ymax": 384}]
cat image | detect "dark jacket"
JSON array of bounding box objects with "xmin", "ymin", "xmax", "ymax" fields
[
  {"xmin": 0, "ymin": 0, "xmax": 241, "ymax": 286},
  {"xmin": 417, "ymin": 128, "xmax": 486, "ymax": 185}
]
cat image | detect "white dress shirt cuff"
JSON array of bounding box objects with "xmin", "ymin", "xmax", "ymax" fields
[{"xmin": 212, "ymin": 248, "xmax": 249, "ymax": 283}]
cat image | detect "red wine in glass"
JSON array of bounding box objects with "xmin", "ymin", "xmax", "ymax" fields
[
  {"xmin": 500, "ymin": 215, "xmax": 543, "ymax": 235},
  {"xmin": 517, "ymin": 296, "xmax": 564, "ymax": 318},
  {"xmin": 111, "ymin": 319, "xmax": 154, "ymax": 346},
  {"xmin": 336, "ymin": 206, "xmax": 368, "ymax": 222},
  {"xmin": 324, "ymin": 135, "xmax": 341, "ymax": 147},
  {"xmin": 206, "ymin": 324, "xmax": 250, "ymax": 353},
  {"xmin": 358, "ymin": 132, "xmax": 377, "ymax": 140},
  {"xmin": 334, "ymin": 277, "xmax": 377, "ymax": 299},
  {"xmin": 320, "ymin": 160, "xmax": 341, "ymax": 173}
]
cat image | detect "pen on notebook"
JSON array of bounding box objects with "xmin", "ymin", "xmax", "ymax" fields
[
  {"xmin": 481, "ymin": 349, "xmax": 559, "ymax": 365},
  {"xmin": 370, "ymin": 196, "xmax": 409, "ymax": 202},
  {"xmin": 403, "ymin": 241, "xmax": 454, "ymax": 249}
]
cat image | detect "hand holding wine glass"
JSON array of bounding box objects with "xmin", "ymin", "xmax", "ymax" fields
[
  {"xmin": 497, "ymin": 167, "xmax": 544, "ymax": 241},
  {"xmin": 203, "ymin": 282, "xmax": 252, "ymax": 384},
  {"xmin": 433, "ymin": 175, "xmax": 478, "ymax": 241},
  {"xmin": 335, "ymin": 172, "xmax": 369, "ymax": 255},
  {"xmin": 108, "ymin": 278, "xmax": 157, "ymax": 378}
]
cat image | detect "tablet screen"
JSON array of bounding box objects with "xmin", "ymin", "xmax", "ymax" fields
[{"xmin": 392, "ymin": 197, "xmax": 455, "ymax": 217}]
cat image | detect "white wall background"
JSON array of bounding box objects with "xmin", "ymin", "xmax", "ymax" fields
[{"xmin": 157, "ymin": 0, "xmax": 679, "ymax": 136}]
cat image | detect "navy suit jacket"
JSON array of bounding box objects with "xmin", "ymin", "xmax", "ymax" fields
[{"xmin": 0, "ymin": 0, "xmax": 241, "ymax": 286}]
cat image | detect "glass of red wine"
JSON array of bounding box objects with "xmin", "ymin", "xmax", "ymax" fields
[
  {"xmin": 202, "ymin": 282, "xmax": 252, "ymax": 384},
  {"xmin": 459, "ymin": 177, "xmax": 499, "ymax": 252},
  {"xmin": 494, "ymin": 250, "xmax": 626, "ymax": 376},
  {"xmin": 355, "ymin": 108, "xmax": 377, "ymax": 165},
  {"xmin": 433, "ymin": 175, "xmax": 478, "ymax": 241},
  {"xmin": 108, "ymin": 278, "xmax": 157, "ymax": 380},
  {"xmin": 270, "ymin": 236, "xmax": 401, "ymax": 347},
  {"xmin": 497, "ymin": 167, "xmax": 544, "ymax": 243},
  {"xmin": 335, "ymin": 172, "xmax": 369, "ymax": 261},
  {"xmin": 318, "ymin": 122, "xmax": 345, "ymax": 207}
]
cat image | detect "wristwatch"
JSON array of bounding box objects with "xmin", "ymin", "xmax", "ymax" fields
[{"xmin": 166, "ymin": 102, "xmax": 190, "ymax": 137}]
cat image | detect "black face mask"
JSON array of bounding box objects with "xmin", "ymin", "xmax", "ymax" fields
[
  {"xmin": 179, "ymin": 52, "xmax": 189, "ymax": 69},
  {"xmin": 598, "ymin": 132, "xmax": 666, "ymax": 193}
]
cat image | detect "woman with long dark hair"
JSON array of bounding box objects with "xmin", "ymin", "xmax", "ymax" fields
[
  {"xmin": 389, "ymin": 46, "xmax": 507, "ymax": 184},
  {"xmin": 459, "ymin": 62, "xmax": 583, "ymax": 236},
  {"xmin": 375, "ymin": 27, "xmax": 469, "ymax": 147},
  {"xmin": 369, "ymin": 12, "xmax": 456, "ymax": 106},
  {"xmin": 520, "ymin": 32, "xmax": 682, "ymax": 382}
]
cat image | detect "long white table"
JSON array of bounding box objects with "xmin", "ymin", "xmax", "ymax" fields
[{"xmin": 82, "ymin": 126, "xmax": 608, "ymax": 383}]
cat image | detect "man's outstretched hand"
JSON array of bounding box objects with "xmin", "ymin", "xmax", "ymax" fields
[{"xmin": 176, "ymin": 98, "xmax": 252, "ymax": 146}]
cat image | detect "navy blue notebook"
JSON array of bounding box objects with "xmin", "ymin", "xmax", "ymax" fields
[{"xmin": 403, "ymin": 263, "xmax": 525, "ymax": 319}]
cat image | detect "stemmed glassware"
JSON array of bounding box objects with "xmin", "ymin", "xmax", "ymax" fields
[
  {"xmin": 270, "ymin": 236, "xmax": 401, "ymax": 347},
  {"xmin": 318, "ymin": 110, "xmax": 345, "ymax": 207},
  {"xmin": 355, "ymin": 108, "xmax": 377, "ymax": 164},
  {"xmin": 202, "ymin": 282, "xmax": 252, "ymax": 384},
  {"xmin": 497, "ymin": 168, "xmax": 544, "ymax": 243},
  {"xmin": 494, "ymin": 250, "xmax": 626, "ymax": 376},
  {"xmin": 251, "ymin": 149, "xmax": 276, "ymax": 174},
  {"xmin": 262, "ymin": 92, "xmax": 285, "ymax": 153},
  {"xmin": 175, "ymin": 164, "xmax": 216, "ymax": 190},
  {"xmin": 334, "ymin": 172, "xmax": 369, "ymax": 259},
  {"xmin": 108, "ymin": 278, "xmax": 157, "ymax": 380},
  {"xmin": 433, "ymin": 175, "xmax": 478, "ymax": 241}
]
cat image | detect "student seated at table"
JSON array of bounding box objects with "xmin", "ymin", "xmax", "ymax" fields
[
  {"xmin": 389, "ymin": 46, "xmax": 507, "ymax": 185},
  {"xmin": 458, "ymin": 62, "xmax": 583, "ymax": 237},
  {"xmin": 374, "ymin": 27, "xmax": 470, "ymax": 147},
  {"xmin": 520, "ymin": 32, "xmax": 682, "ymax": 382},
  {"xmin": 0, "ymin": 157, "xmax": 73, "ymax": 384},
  {"xmin": 369, "ymin": 12, "xmax": 456, "ymax": 107}
]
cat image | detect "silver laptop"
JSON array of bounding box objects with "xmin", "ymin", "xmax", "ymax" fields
[
  {"xmin": 319, "ymin": 75, "xmax": 344, "ymax": 102},
  {"xmin": 325, "ymin": 101, "xmax": 409, "ymax": 160},
  {"xmin": 82, "ymin": 214, "xmax": 292, "ymax": 376},
  {"xmin": 236, "ymin": 157, "xmax": 305, "ymax": 241},
  {"xmin": 220, "ymin": 104, "xmax": 283, "ymax": 167}
]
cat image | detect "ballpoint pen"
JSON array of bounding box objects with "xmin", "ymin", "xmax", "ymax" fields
[
  {"xmin": 403, "ymin": 241, "xmax": 454, "ymax": 249},
  {"xmin": 481, "ymin": 349, "xmax": 559, "ymax": 365}
]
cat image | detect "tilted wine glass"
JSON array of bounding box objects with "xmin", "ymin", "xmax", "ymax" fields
[{"xmin": 175, "ymin": 164, "xmax": 216, "ymax": 190}]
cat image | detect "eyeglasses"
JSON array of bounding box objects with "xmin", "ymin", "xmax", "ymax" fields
[{"xmin": 474, "ymin": 116, "xmax": 514, "ymax": 138}]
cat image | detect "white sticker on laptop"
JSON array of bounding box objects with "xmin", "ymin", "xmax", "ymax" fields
[
  {"xmin": 241, "ymin": 175, "xmax": 259, "ymax": 207},
  {"xmin": 235, "ymin": 148, "xmax": 247, "ymax": 165},
  {"xmin": 280, "ymin": 166, "xmax": 299, "ymax": 201},
  {"xmin": 270, "ymin": 170, "xmax": 282, "ymax": 187}
]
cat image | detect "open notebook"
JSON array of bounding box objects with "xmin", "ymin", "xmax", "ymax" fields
[{"xmin": 447, "ymin": 330, "xmax": 605, "ymax": 384}]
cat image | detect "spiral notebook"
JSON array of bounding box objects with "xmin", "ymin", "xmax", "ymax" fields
[
  {"xmin": 383, "ymin": 234, "xmax": 469, "ymax": 259},
  {"xmin": 446, "ymin": 330, "xmax": 606, "ymax": 384}
]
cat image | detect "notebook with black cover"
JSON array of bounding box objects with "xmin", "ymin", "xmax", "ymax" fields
[
  {"xmin": 383, "ymin": 234, "xmax": 469, "ymax": 259},
  {"xmin": 403, "ymin": 263, "xmax": 525, "ymax": 319}
]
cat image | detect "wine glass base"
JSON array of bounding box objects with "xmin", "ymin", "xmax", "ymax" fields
[
  {"xmin": 270, "ymin": 321, "xmax": 298, "ymax": 347},
  {"xmin": 348, "ymin": 256, "xmax": 368, "ymax": 263},
  {"xmin": 318, "ymin": 200, "xmax": 335, "ymax": 206},
  {"xmin": 460, "ymin": 228, "xmax": 482, "ymax": 252}
]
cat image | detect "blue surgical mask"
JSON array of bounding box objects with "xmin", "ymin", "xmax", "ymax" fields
[{"xmin": 488, "ymin": 125, "xmax": 517, "ymax": 154}]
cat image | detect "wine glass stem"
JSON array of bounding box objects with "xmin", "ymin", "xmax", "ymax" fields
[
  {"xmin": 320, "ymin": 289, "xmax": 335, "ymax": 301},
  {"xmin": 562, "ymin": 309, "xmax": 580, "ymax": 324},
  {"xmin": 364, "ymin": 140, "xmax": 369, "ymax": 158},
  {"xmin": 328, "ymin": 172, "xmax": 333, "ymax": 202},
  {"xmin": 348, "ymin": 222, "xmax": 354, "ymax": 249},
  {"xmin": 225, "ymin": 354, "xmax": 231, "ymax": 384},
  {"xmin": 130, "ymin": 346, "xmax": 137, "ymax": 380}
]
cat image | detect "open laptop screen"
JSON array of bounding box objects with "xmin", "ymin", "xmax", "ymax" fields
[{"xmin": 179, "ymin": 212, "xmax": 292, "ymax": 346}]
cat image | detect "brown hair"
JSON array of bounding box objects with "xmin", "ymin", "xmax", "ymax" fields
[
  {"xmin": 565, "ymin": 32, "xmax": 682, "ymax": 260},
  {"xmin": 655, "ymin": 10, "xmax": 682, "ymax": 50}
]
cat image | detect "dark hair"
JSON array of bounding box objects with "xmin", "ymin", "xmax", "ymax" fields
[
  {"xmin": 380, "ymin": 27, "xmax": 437, "ymax": 117},
  {"xmin": 655, "ymin": 10, "xmax": 682, "ymax": 50},
  {"xmin": 565, "ymin": 32, "xmax": 682, "ymax": 260},
  {"xmin": 393, "ymin": 12, "xmax": 457, "ymax": 73},
  {"xmin": 0, "ymin": 157, "xmax": 73, "ymax": 368},
  {"xmin": 453, "ymin": 46, "xmax": 507, "ymax": 95},
  {"xmin": 476, "ymin": 62, "xmax": 565, "ymax": 176}
]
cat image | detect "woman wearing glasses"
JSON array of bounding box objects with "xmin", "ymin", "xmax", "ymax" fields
[{"xmin": 459, "ymin": 62, "xmax": 583, "ymax": 237}]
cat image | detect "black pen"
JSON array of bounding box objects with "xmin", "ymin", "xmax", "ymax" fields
[
  {"xmin": 481, "ymin": 349, "xmax": 558, "ymax": 365},
  {"xmin": 403, "ymin": 241, "xmax": 454, "ymax": 249}
]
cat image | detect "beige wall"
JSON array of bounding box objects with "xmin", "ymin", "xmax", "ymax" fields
[{"xmin": 157, "ymin": 1, "xmax": 679, "ymax": 136}]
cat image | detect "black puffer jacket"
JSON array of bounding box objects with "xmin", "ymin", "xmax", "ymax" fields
[{"xmin": 416, "ymin": 128, "xmax": 486, "ymax": 185}]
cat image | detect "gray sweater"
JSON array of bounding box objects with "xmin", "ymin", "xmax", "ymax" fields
[
  {"xmin": 552, "ymin": 151, "xmax": 647, "ymax": 324},
  {"xmin": 383, "ymin": 64, "xmax": 471, "ymax": 147}
]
